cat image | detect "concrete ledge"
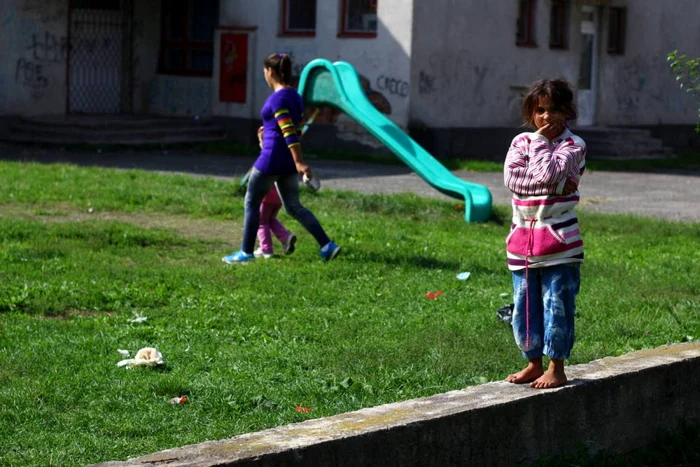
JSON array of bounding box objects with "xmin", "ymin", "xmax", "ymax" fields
[{"xmin": 93, "ymin": 342, "xmax": 700, "ymax": 467}]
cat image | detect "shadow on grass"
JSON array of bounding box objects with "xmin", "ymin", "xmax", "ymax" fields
[{"xmin": 346, "ymin": 252, "xmax": 461, "ymax": 270}]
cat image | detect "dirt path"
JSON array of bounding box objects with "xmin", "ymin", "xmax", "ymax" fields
[{"xmin": 2, "ymin": 143, "xmax": 698, "ymax": 222}]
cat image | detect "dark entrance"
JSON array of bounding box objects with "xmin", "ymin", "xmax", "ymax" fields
[{"xmin": 67, "ymin": 0, "xmax": 133, "ymax": 114}]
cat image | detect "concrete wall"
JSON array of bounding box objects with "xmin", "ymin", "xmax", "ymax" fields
[
  {"xmin": 597, "ymin": 0, "xmax": 700, "ymax": 126},
  {"xmin": 132, "ymin": 0, "xmax": 161, "ymax": 114},
  {"xmin": 92, "ymin": 342, "xmax": 700, "ymax": 467},
  {"xmin": 0, "ymin": 0, "xmax": 69, "ymax": 115}
]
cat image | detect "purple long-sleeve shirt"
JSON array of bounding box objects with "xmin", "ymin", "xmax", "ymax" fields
[{"xmin": 254, "ymin": 88, "xmax": 304, "ymax": 175}]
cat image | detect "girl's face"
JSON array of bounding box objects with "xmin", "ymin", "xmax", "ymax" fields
[
  {"xmin": 533, "ymin": 96, "xmax": 567, "ymax": 129},
  {"xmin": 263, "ymin": 67, "xmax": 273, "ymax": 87}
]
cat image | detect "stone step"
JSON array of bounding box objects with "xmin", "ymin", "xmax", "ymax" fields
[
  {"xmin": 0, "ymin": 132, "xmax": 226, "ymax": 146},
  {"xmin": 19, "ymin": 114, "xmax": 215, "ymax": 130},
  {"xmin": 9, "ymin": 121, "xmax": 224, "ymax": 140},
  {"xmin": 573, "ymin": 126, "xmax": 675, "ymax": 160},
  {"xmin": 1, "ymin": 114, "xmax": 227, "ymax": 146}
]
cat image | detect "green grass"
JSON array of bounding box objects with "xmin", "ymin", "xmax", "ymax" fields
[{"xmin": 0, "ymin": 161, "xmax": 698, "ymax": 466}]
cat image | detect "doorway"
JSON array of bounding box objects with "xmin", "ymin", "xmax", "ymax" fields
[
  {"xmin": 577, "ymin": 5, "xmax": 599, "ymax": 126},
  {"xmin": 67, "ymin": 0, "xmax": 133, "ymax": 114}
]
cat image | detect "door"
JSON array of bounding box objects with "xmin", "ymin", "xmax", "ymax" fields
[
  {"xmin": 68, "ymin": 0, "xmax": 132, "ymax": 114},
  {"xmin": 577, "ymin": 6, "xmax": 599, "ymax": 126}
]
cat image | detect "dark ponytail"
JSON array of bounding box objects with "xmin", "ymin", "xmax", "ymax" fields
[{"xmin": 263, "ymin": 53, "xmax": 293, "ymax": 85}]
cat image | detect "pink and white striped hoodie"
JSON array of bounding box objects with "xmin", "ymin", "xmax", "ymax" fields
[{"xmin": 504, "ymin": 128, "xmax": 586, "ymax": 271}]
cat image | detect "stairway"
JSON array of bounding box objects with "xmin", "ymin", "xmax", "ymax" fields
[
  {"xmin": 574, "ymin": 126, "xmax": 674, "ymax": 160},
  {"xmin": 0, "ymin": 114, "xmax": 226, "ymax": 146}
]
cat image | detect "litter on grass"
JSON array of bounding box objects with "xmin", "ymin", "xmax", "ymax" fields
[
  {"xmin": 117, "ymin": 349, "xmax": 130, "ymax": 357},
  {"xmin": 295, "ymin": 406, "xmax": 311, "ymax": 413},
  {"xmin": 456, "ymin": 271, "xmax": 471, "ymax": 281},
  {"xmin": 117, "ymin": 347, "xmax": 164, "ymax": 368},
  {"xmin": 170, "ymin": 396, "xmax": 187, "ymax": 404},
  {"xmin": 497, "ymin": 304, "xmax": 514, "ymax": 325},
  {"xmin": 426, "ymin": 291, "xmax": 443, "ymax": 300},
  {"xmin": 129, "ymin": 313, "xmax": 148, "ymax": 324}
]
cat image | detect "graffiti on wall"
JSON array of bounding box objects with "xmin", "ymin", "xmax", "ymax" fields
[
  {"xmin": 149, "ymin": 76, "xmax": 212, "ymax": 117},
  {"xmin": 376, "ymin": 74, "xmax": 409, "ymax": 98},
  {"xmin": 419, "ymin": 70, "xmax": 436, "ymax": 95},
  {"xmin": 13, "ymin": 31, "xmax": 68, "ymax": 99}
]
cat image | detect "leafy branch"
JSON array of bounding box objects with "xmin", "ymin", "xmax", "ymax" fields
[{"xmin": 668, "ymin": 49, "xmax": 700, "ymax": 132}]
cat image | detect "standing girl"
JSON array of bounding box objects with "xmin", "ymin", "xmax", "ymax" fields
[
  {"xmin": 223, "ymin": 53, "xmax": 341, "ymax": 264},
  {"xmin": 503, "ymin": 78, "xmax": 586, "ymax": 389}
]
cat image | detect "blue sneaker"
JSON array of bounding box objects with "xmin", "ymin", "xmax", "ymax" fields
[
  {"xmin": 319, "ymin": 241, "xmax": 341, "ymax": 261},
  {"xmin": 222, "ymin": 250, "xmax": 254, "ymax": 264}
]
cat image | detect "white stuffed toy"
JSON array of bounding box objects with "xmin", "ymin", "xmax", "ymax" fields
[{"xmin": 117, "ymin": 347, "xmax": 164, "ymax": 368}]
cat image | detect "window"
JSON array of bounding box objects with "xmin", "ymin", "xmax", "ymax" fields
[
  {"xmin": 516, "ymin": 0, "xmax": 536, "ymax": 46},
  {"xmin": 281, "ymin": 0, "xmax": 316, "ymax": 36},
  {"xmin": 549, "ymin": 0, "xmax": 569, "ymax": 49},
  {"xmin": 159, "ymin": 0, "xmax": 219, "ymax": 76},
  {"xmin": 340, "ymin": 0, "xmax": 378, "ymax": 37},
  {"xmin": 73, "ymin": 0, "xmax": 120, "ymax": 9},
  {"xmin": 607, "ymin": 7, "xmax": 626, "ymax": 55}
]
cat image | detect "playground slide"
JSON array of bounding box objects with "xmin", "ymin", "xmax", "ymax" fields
[{"xmin": 297, "ymin": 59, "xmax": 492, "ymax": 223}]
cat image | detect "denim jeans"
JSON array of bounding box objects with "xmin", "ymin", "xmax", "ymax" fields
[
  {"xmin": 241, "ymin": 168, "xmax": 330, "ymax": 253},
  {"xmin": 511, "ymin": 263, "xmax": 580, "ymax": 360}
]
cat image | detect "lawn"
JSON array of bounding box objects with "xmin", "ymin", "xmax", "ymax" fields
[{"xmin": 0, "ymin": 161, "xmax": 698, "ymax": 466}]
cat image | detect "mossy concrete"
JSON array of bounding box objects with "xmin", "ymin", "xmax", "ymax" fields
[{"xmin": 93, "ymin": 341, "xmax": 700, "ymax": 467}]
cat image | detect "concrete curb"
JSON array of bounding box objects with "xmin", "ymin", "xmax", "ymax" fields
[{"xmin": 93, "ymin": 341, "xmax": 700, "ymax": 467}]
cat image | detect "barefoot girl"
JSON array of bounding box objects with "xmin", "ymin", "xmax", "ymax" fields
[{"xmin": 503, "ymin": 78, "xmax": 586, "ymax": 389}]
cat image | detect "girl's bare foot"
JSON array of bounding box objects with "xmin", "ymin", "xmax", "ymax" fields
[
  {"xmin": 506, "ymin": 358, "xmax": 544, "ymax": 384},
  {"xmin": 530, "ymin": 359, "xmax": 567, "ymax": 389}
]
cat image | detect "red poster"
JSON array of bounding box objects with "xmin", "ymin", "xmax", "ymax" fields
[{"xmin": 219, "ymin": 33, "xmax": 248, "ymax": 103}]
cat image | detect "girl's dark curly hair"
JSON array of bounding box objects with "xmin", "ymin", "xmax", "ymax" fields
[{"xmin": 521, "ymin": 78, "xmax": 578, "ymax": 127}]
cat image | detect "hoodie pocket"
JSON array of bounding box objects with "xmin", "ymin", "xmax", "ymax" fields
[{"xmin": 506, "ymin": 225, "xmax": 566, "ymax": 257}]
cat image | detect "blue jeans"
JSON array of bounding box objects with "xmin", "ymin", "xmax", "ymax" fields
[
  {"xmin": 511, "ymin": 263, "xmax": 580, "ymax": 360},
  {"xmin": 241, "ymin": 168, "xmax": 331, "ymax": 253}
]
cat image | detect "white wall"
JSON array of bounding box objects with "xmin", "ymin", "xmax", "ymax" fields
[
  {"xmin": 409, "ymin": 0, "xmax": 581, "ymax": 128},
  {"xmin": 215, "ymin": 0, "xmax": 414, "ymax": 143},
  {"xmin": 597, "ymin": 0, "xmax": 700, "ymax": 125},
  {"xmin": 0, "ymin": 0, "xmax": 69, "ymax": 115},
  {"xmin": 409, "ymin": 0, "xmax": 700, "ymax": 129}
]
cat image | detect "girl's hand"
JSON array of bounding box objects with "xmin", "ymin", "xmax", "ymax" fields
[
  {"xmin": 257, "ymin": 126, "xmax": 264, "ymax": 149},
  {"xmin": 536, "ymin": 122, "xmax": 564, "ymax": 141},
  {"xmin": 296, "ymin": 162, "xmax": 311, "ymax": 177}
]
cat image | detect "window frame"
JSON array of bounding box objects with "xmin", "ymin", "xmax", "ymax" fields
[
  {"xmin": 158, "ymin": 0, "xmax": 218, "ymax": 77},
  {"xmin": 548, "ymin": 0, "xmax": 569, "ymax": 49},
  {"xmin": 516, "ymin": 0, "xmax": 537, "ymax": 47},
  {"xmin": 607, "ymin": 6, "xmax": 627, "ymax": 55},
  {"xmin": 280, "ymin": 0, "xmax": 317, "ymax": 37},
  {"xmin": 338, "ymin": 0, "xmax": 378, "ymax": 39}
]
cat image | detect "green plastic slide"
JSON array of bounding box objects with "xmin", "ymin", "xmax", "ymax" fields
[{"xmin": 297, "ymin": 59, "xmax": 493, "ymax": 223}]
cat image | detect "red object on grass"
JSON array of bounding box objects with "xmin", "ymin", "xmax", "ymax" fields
[
  {"xmin": 426, "ymin": 291, "xmax": 443, "ymax": 300},
  {"xmin": 295, "ymin": 406, "xmax": 311, "ymax": 413}
]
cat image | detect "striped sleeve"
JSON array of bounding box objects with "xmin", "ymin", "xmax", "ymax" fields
[
  {"xmin": 527, "ymin": 135, "xmax": 583, "ymax": 186},
  {"xmin": 505, "ymin": 133, "xmax": 585, "ymax": 196},
  {"xmin": 273, "ymin": 108, "xmax": 300, "ymax": 149}
]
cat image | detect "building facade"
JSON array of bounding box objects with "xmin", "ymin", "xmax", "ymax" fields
[{"xmin": 0, "ymin": 0, "xmax": 698, "ymax": 156}]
